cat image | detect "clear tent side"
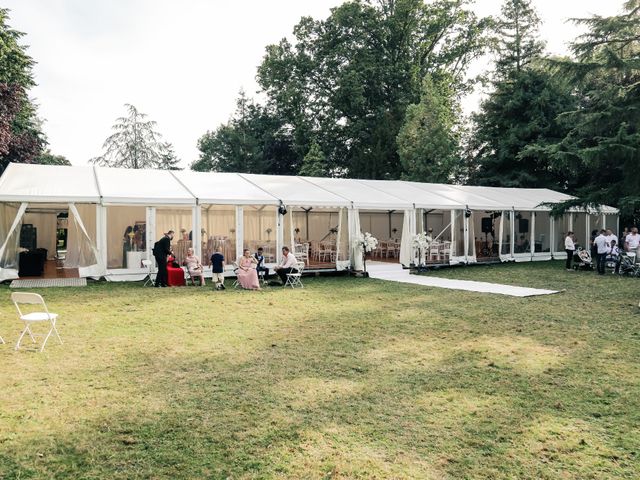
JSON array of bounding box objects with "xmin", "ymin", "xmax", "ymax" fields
[
  {"xmin": 240, "ymin": 174, "xmax": 353, "ymax": 270},
  {"xmin": 0, "ymin": 163, "xmax": 103, "ymax": 281},
  {"xmin": 0, "ymin": 164, "xmax": 621, "ymax": 281}
]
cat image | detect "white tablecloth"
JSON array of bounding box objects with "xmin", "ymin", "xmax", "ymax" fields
[{"xmin": 126, "ymin": 251, "xmax": 145, "ymax": 269}]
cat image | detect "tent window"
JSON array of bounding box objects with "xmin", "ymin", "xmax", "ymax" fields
[
  {"xmin": 201, "ymin": 205, "xmax": 235, "ymax": 266},
  {"xmin": 106, "ymin": 206, "xmax": 146, "ymax": 269},
  {"xmin": 243, "ymin": 206, "xmax": 277, "ymax": 263},
  {"xmin": 156, "ymin": 208, "xmax": 193, "ymax": 266}
]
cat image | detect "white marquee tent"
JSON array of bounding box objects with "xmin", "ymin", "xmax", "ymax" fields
[{"xmin": 0, "ymin": 163, "xmax": 618, "ymax": 282}]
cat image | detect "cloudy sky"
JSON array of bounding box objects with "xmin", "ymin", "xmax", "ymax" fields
[{"xmin": 4, "ymin": 0, "xmax": 626, "ymax": 168}]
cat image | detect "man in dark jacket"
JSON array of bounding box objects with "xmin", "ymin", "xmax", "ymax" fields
[{"xmin": 153, "ymin": 230, "xmax": 174, "ymax": 287}]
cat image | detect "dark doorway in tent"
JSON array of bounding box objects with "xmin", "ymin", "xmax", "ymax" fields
[
  {"xmin": 18, "ymin": 206, "xmax": 79, "ymax": 279},
  {"xmin": 474, "ymin": 211, "xmax": 501, "ymax": 263}
]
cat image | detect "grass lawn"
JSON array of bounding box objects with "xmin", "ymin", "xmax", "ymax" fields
[{"xmin": 0, "ymin": 262, "xmax": 639, "ymax": 479}]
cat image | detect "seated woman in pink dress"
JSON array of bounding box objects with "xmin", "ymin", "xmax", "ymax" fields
[
  {"xmin": 236, "ymin": 249, "xmax": 261, "ymax": 290},
  {"xmin": 183, "ymin": 247, "xmax": 205, "ymax": 286}
]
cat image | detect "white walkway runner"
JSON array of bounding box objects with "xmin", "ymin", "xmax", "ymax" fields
[
  {"xmin": 367, "ymin": 263, "xmax": 558, "ymax": 298},
  {"xmin": 10, "ymin": 278, "xmax": 87, "ymax": 288}
]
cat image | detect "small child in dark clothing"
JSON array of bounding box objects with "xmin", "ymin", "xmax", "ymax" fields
[
  {"xmin": 210, "ymin": 247, "xmax": 225, "ymax": 290},
  {"xmin": 254, "ymin": 247, "xmax": 269, "ymax": 280}
]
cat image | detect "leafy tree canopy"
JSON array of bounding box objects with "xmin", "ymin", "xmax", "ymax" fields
[
  {"xmin": 468, "ymin": 0, "xmax": 576, "ymax": 189},
  {"xmin": 546, "ymin": 0, "xmax": 640, "ymax": 220},
  {"xmin": 253, "ymin": 0, "xmax": 491, "ymax": 179},
  {"xmin": 299, "ymin": 142, "xmax": 328, "ymax": 177},
  {"xmin": 0, "ymin": 8, "xmax": 45, "ymax": 174},
  {"xmin": 192, "ymin": 91, "xmax": 298, "ymax": 175},
  {"xmin": 397, "ymin": 73, "xmax": 462, "ymax": 183},
  {"xmin": 35, "ymin": 150, "xmax": 71, "ymax": 166},
  {"xmin": 91, "ymin": 104, "xmax": 181, "ymax": 170}
]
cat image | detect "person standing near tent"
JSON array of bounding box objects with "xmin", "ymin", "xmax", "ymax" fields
[
  {"xmin": 153, "ymin": 230, "xmax": 174, "ymax": 287},
  {"xmin": 625, "ymin": 227, "xmax": 640, "ymax": 255},
  {"xmin": 564, "ymin": 231, "xmax": 576, "ymax": 271},
  {"xmin": 594, "ymin": 229, "xmax": 608, "ymax": 275}
]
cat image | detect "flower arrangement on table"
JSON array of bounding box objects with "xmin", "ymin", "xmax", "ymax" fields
[
  {"xmin": 354, "ymin": 232, "xmax": 378, "ymax": 272},
  {"xmin": 412, "ymin": 232, "xmax": 431, "ymax": 266}
]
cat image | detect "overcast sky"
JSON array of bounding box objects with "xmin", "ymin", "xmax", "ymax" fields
[{"xmin": 3, "ymin": 0, "xmax": 626, "ymax": 168}]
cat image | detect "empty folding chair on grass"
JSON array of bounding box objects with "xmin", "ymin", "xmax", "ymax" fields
[
  {"xmin": 11, "ymin": 292, "xmax": 63, "ymax": 352},
  {"xmin": 285, "ymin": 261, "xmax": 306, "ymax": 288},
  {"xmin": 142, "ymin": 259, "xmax": 156, "ymax": 287}
]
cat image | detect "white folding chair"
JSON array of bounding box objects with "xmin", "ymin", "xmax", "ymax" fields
[
  {"xmin": 285, "ymin": 261, "xmax": 305, "ymax": 288},
  {"xmin": 232, "ymin": 262, "xmax": 241, "ymax": 288},
  {"xmin": 142, "ymin": 259, "xmax": 156, "ymax": 287},
  {"xmin": 11, "ymin": 292, "xmax": 63, "ymax": 352}
]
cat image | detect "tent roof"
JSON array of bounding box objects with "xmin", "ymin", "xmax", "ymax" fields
[
  {"xmin": 404, "ymin": 182, "xmax": 506, "ymax": 210},
  {"xmin": 0, "ymin": 163, "xmax": 100, "ymax": 203},
  {"xmin": 355, "ymin": 180, "xmax": 464, "ymax": 209},
  {"xmin": 240, "ymin": 174, "xmax": 350, "ymax": 208},
  {"xmin": 0, "ymin": 163, "xmax": 619, "ymax": 213},
  {"xmin": 173, "ymin": 171, "xmax": 279, "ymax": 205},
  {"xmin": 301, "ymin": 176, "xmax": 411, "ymax": 210},
  {"xmin": 95, "ymin": 167, "xmax": 195, "ymax": 205}
]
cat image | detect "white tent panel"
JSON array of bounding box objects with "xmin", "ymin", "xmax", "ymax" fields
[
  {"xmin": 0, "ymin": 164, "xmax": 100, "ymax": 203},
  {"xmin": 409, "ymin": 183, "xmax": 505, "ymax": 210},
  {"xmin": 302, "ymin": 177, "xmax": 411, "ymax": 210},
  {"xmin": 358, "ymin": 180, "xmax": 455, "ymax": 209},
  {"xmin": 240, "ymin": 174, "xmax": 350, "ymax": 208},
  {"xmin": 173, "ymin": 171, "xmax": 279, "ymax": 205},
  {"xmin": 95, "ymin": 167, "xmax": 195, "ymax": 205}
]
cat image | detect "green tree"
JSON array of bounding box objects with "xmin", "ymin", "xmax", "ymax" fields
[
  {"xmin": 397, "ymin": 74, "xmax": 461, "ymax": 182},
  {"xmin": 35, "ymin": 150, "xmax": 71, "ymax": 166},
  {"xmin": 257, "ymin": 0, "xmax": 491, "ymax": 179},
  {"xmin": 91, "ymin": 104, "xmax": 181, "ymax": 169},
  {"xmin": 0, "ymin": 8, "xmax": 45, "ymax": 174},
  {"xmin": 469, "ymin": 0, "xmax": 575, "ymax": 188},
  {"xmin": 547, "ymin": 0, "xmax": 640, "ymax": 220},
  {"xmin": 192, "ymin": 91, "xmax": 298, "ymax": 175},
  {"xmin": 299, "ymin": 142, "xmax": 327, "ymax": 177},
  {"xmin": 493, "ymin": 0, "xmax": 544, "ymax": 77}
]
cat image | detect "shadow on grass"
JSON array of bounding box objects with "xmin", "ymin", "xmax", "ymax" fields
[{"xmin": 1, "ymin": 271, "xmax": 639, "ymax": 478}]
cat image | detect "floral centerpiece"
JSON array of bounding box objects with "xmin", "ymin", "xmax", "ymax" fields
[
  {"xmin": 354, "ymin": 231, "xmax": 378, "ymax": 273},
  {"xmin": 412, "ymin": 232, "xmax": 430, "ymax": 266}
]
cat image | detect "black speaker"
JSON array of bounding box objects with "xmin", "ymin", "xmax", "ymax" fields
[
  {"xmin": 20, "ymin": 224, "xmax": 37, "ymax": 250},
  {"xmin": 481, "ymin": 217, "xmax": 492, "ymax": 233},
  {"xmin": 519, "ymin": 218, "xmax": 529, "ymax": 233}
]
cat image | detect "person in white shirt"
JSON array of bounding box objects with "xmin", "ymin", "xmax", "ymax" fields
[
  {"xmin": 274, "ymin": 246, "xmax": 298, "ymax": 286},
  {"xmin": 605, "ymin": 229, "xmax": 618, "ymax": 249},
  {"xmin": 608, "ymin": 239, "xmax": 622, "ymax": 274},
  {"xmin": 625, "ymin": 227, "xmax": 640, "ymax": 255},
  {"xmin": 594, "ymin": 229, "xmax": 608, "ymax": 275},
  {"xmin": 564, "ymin": 231, "xmax": 576, "ymax": 271}
]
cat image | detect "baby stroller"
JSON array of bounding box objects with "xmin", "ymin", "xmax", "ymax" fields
[
  {"xmin": 618, "ymin": 253, "xmax": 640, "ymax": 277},
  {"xmin": 573, "ymin": 248, "xmax": 594, "ymax": 271}
]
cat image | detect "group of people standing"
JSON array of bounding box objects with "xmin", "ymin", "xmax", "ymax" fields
[
  {"xmin": 152, "ymin": 230, "xmax": 300, "ymax": 289},
  {"xmin": 564, "ymin": 227, "xmax": 640, "ymax": 274}
]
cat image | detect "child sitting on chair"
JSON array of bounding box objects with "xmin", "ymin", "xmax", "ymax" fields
[{"xmin": 254, "ymin": 247, "xmax": 269, "ymax": 280}]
